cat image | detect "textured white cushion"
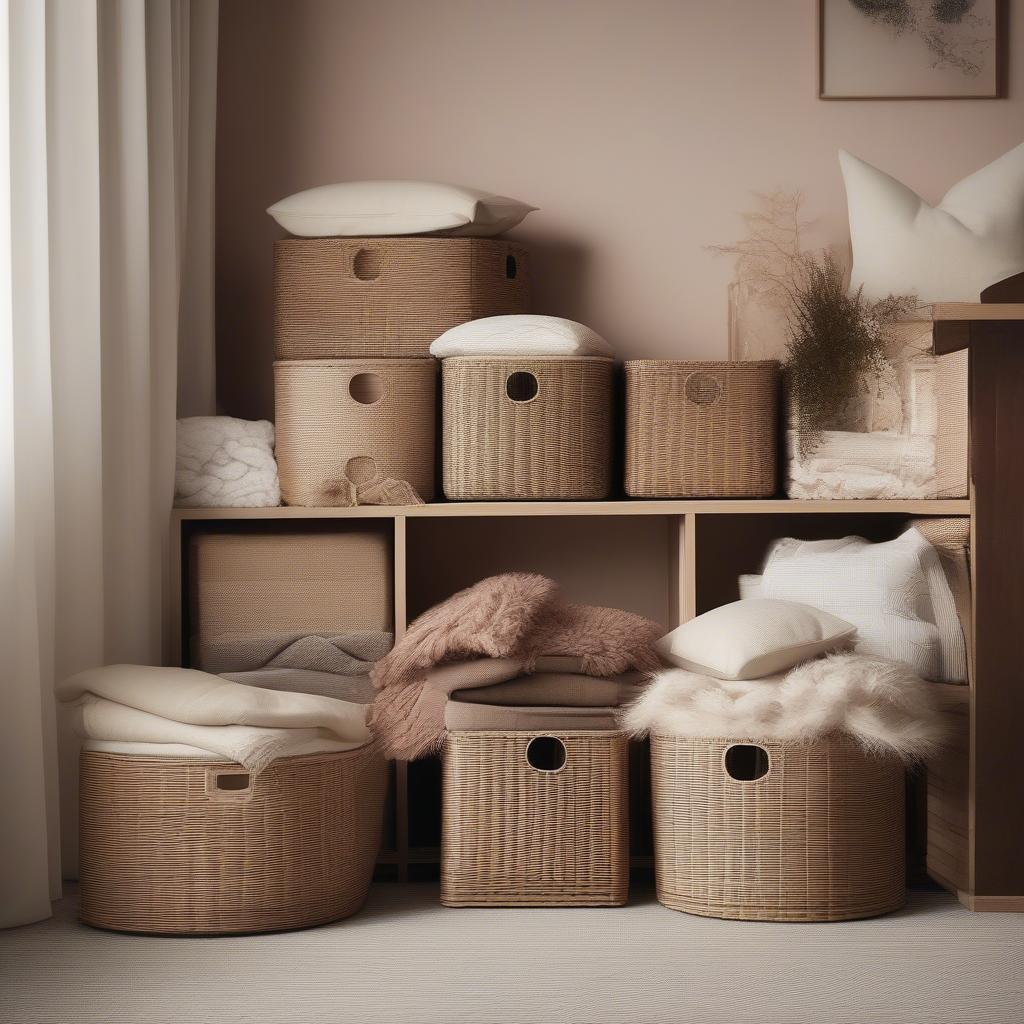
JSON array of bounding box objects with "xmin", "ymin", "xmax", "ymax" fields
[
  {"xmin": 655, "ymin": 599, "xmax": 856, "ymax": 681},
  {"xmin": 267, "ymin": 181, "xmax": 536, "ymax": 238},
  {"xmin": 758, "ymin": 528, "xmax": 966, "ymax": 683},
  {"xmin": 429, "ymin": 315, "xmax": 614, "ymax": 359},
  {"xmin": 840, "ymin": 143, "xmax": 1024, "ymax": 302}
]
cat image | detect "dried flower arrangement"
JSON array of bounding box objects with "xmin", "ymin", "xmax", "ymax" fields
[{"xmin": 712, "ymin": 192, "xmax": 917, "ymax": 457}]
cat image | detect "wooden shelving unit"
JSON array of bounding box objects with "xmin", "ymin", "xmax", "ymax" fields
[{"xmin": 168, "ymin": 297, "xmax": 1024, "ymax": 909}]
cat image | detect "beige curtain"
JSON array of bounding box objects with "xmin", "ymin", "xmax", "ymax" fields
[{"xmin": 0, "ymin": 0, "xmax": 218, "ymax": 929}]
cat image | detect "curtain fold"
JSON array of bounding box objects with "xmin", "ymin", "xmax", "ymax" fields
[{"xmin": 0, "ymin": 0, "xmax": 218, "ymax": 929}]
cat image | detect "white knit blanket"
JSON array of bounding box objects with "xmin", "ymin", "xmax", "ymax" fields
[
  {"xmin": 623, "ymin": 653, "xmax": 945, "ymax": 762},
  {"xmin": 59, "ymin": 665, "xmax": 370, "ymax": 770},
  {"xmin": 175, "ymin": 416, "xmax": 280, "ymax": 507}
]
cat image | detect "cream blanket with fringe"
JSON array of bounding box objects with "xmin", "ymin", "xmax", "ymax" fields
[
  {"xmin": 623, "ymin": 653, "xmax": 944, "ymax": 762},
  {"xmin": 59, "ymin": 664, "xmax": 370, "ymax": 771}
]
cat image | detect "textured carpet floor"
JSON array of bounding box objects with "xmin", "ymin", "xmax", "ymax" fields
[{"xmin": 1, "ymin": 886, "xmax": 1022, "ymax": 1024}]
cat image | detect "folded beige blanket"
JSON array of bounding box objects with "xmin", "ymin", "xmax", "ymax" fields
[
  {"xmin": 59, "ymin": 664, "xmax": 370, "ymax": 771},
  {"xmin": 222, "ymin": 668, "xmax": 376, "ymax": 704},
  {"xmin": 453, "ymin": 668, "xmax": 646, "ymax": 708},
  {"xmin": 445, "ymin": 703, "xmax": 619, "ymax": 732}
]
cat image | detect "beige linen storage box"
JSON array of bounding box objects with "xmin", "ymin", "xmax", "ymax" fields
[
  {"xmin": 441, "ymin": 730, "xmax": 629, "ymax": 907},
  {"xmin": 274, "ymin": 236, "xmax": 531, "ymax": 360},
  {"xmin": 442, "ymin": 356, "xmax": 613, "ymax": 500},
  {"xmin": 78, "ymin": 745, "xmax": 387, "ymax": 935},
  {"xmin": 624, "ymin": 360, "xmax": 780, "ymax": 497},
  {"xmin": 650, "ymin": 734, "xmax": 905, "ymax": 922},
  {"xmin": 275, "ymin": 358, "xmax": 437, "ymax": 505},
  {"xmin": 188, "ymin": 526, "xmax": 392, "ymax": 673}
]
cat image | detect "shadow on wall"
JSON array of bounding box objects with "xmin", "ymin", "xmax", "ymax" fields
[{"xmin": 511, "ymin": 231, "xmax": 593, "ymax": 325}]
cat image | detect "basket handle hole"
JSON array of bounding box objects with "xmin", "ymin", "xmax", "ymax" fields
[
  {"xmin": 506, "ymin": 371, "xmax": 538, "ymax": 403},
  {"xmin": 685, "ymin": 372, "xmax": 722, "ymax": 405},
  {"xmin": 215, "ymin": 772, "xmax": 251, "ymax": 792},
  {"xmin": 505, "ymin": 253, "xmax": 518, "ymax": 279},
  {"xmin": 526, "ymin": 735, "xmax": 566, "ymax": 772},
  {"xmin": 724, "ymin": 744, "xmax": 769, "ymax": 782},
  {"xmin": 353, "ymin": 248, "xmax": 382, "ymax": 281},
  {"xmin": 350, "ymin": 372, "xmax": 384, "ymax": 405}
]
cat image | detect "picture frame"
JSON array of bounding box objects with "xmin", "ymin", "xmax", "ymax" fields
[{"xmin": 818, "ymin": 0, "xmax": 1007, "ymax": 100}]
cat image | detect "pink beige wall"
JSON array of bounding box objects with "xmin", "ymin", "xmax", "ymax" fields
[{"xmin": 216, "ymin": 0, "xmax": 1023, "ymax": 420}]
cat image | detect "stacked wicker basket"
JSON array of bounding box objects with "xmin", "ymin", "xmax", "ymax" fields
[{"xmin": 273, "ymin": 236, "xmax": 530, "ymax": 505}]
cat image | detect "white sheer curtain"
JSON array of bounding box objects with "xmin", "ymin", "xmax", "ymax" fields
[{"xmin": 0, "ymin": 0, "xmax": 218, "ymax": 929}]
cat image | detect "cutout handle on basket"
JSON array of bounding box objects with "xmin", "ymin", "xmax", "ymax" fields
[
  {"xmin": 352, "ymin": 248, "xmax": 382, "ymax": 282},
  {"xmin": 526, "ymin": 735, "xmax": 566, "ymax": 773},
  {"xmin": 505, "ymin": 253, "xmax": 518, "ymax": 279},
  {"xmin": 207, "ymin": 767, "xmax": 254, "ymax": 801},
  {"xmin": 724, "ymin": 744, "xmax": 770, "ymax": 782},
  {"xmin": 505, "ymin": 370, "xmax": 538, "ymax": 403},
  {"xmin": 684, "ymin": 371, "xmax": 722, "ymax": 407}
]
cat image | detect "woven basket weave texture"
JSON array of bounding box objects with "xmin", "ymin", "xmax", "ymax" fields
[
  {"xmin": 275, "ymin": 358, "xmax": 437, "ymax": 505},
  {"xmin": 441, "ymin": 730, "xmax": 629, "ymax": 907},
  {"xmin": 442, "ymin": 356, "xmax": 613, "ymax": 500},
  {"xmin": 650, "ymin": 734, "xmax": 905, "ymax": 922},
  {"xmin": 274, "ymin": 237, "xmax": 530, "ymax": 360},
  {"xmin": 624, "ymin": 360, "xmax": 779, "ymax": 497},
  {"xmin": 78, "ymin": 746, "xmax": 387, "ymax": 935}
]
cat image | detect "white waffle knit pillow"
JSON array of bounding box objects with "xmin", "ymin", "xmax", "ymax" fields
[{"xmin": 758, "ymin": 528, "xmax": 966, "ymax": 683}]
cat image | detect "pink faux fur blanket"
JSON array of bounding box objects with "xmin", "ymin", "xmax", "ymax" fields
[{"xmin": 369, "ymin": 573, "xmax": 662, "ymax": 759}]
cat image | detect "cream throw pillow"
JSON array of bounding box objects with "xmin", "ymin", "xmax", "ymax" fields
[
  {"xmin": 840, "ymin": 143, "xmax": 1024, "ymax": 303},
  {"xmin": 267, "ymin": 181, "xmax": 536, "ymax": 238},
  {"xmin": 758, "ymin": 528, "xmax": 966, "ymax": 683},
  {"xmin": 429, "ymin": 315, "xmax": 613, "ymax": 359},
  {"xmin": 655, "ymin": 599, "xmax": 856, "ymax": 681}
]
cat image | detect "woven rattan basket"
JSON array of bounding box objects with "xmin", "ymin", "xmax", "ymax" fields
[
  {"xmin": 441, "ymin": 730, "xmax": 629, "ymax": 907},
  {"xmin": 274, "ymin": 237, "xmax": 530, "ymax": 360},
  {"xmin": 624, "ymin": 360, "xmax": 779, "ymax": 497},
  {"xmin": 188, "ymin": 526, "xmax": 393, "ymax": 673},
  {"xmin": 650, "ymin": 734, "xmax": 905, "ymax": 922},
  {"xmin": 275, "ymin": 358, "xmax": 437, "ymax": 505},
  {"xmin": 442, "ymin": 356, "xmax": 613, "ymax": 500},
  {"xmin": 79, "ymin": 745, "xmax": 386, "ymax": 935}
]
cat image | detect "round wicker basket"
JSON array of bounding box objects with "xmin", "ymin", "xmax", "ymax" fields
[
  {"xmin": 78, "ymin": 745, "xmax": 386, "ymax": 935},
  {"xmin": 274, "ymin": 236, "xmax": 531, "ymax": 360},
  {"xmin": 275, "ymin": 358, "xmax": 437, "ymax": 505},
  {"xmin": 442, "ymin": 356, "xmax": 613, "ymax": 501},
  {"xmin": 650, "ymin": 734, "xmax": 905, "ymax": 922},
  {"xmin": 624, "ymin": 360, "xmax": 780, "ymax": 497}
]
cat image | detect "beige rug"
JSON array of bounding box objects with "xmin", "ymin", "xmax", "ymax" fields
[{"xmin": 1, "ymin": 886, "xmax": 1022, "ymax": 1024}]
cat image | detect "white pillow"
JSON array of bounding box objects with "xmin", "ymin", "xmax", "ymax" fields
[
  {"xmin": 267, "ymin": 181, "xmax": 536, "ymax": 238},
  {"xmin": 758, "ymin": 528, "xmax": 966, "ymax": 683},
  {"xmin": 840, "ymin": 143, "xmax": 1024, "ymax": 303},
  {"xmin": 655, "ymin": 599, "xmax": 856, "ymax": 681},
  {"xmin": 429, "ymin": 315, "xmax": 613, "ymax": 359}
]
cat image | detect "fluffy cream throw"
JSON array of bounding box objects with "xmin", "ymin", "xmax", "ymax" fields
[
  {"xmin": 369, "ymin": 573, "xmax": 662, "ymax": 759},
  {"xmin": 623, "ymin": 653, "xmax": 945, "ymax": 762}
]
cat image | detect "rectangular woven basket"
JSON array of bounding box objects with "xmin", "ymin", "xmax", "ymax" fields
[
  {"xmin": 78, "ymin": 745, "xmax": 387, "ymax": 935},
  {"xmin": 274, "ymin": 237, "xmax": 531, "ymax": 360},
  {"xmin": 442, "ymin": 356, "xmax": 613, "ymax": 500},
  {"xmin": 274, "ymin": 358, "xmax": 438, "ymax": 505},
  {"xmin": 441, "ymin": 730, "xmax": 629, "ymax": 907},
  {"xmin": 650, "ymin": 734, "xmax": 906, "ymax": 922},
  {"xmin": 188, "ymin": 526, "xmax": 392, "ymax": 673},
  {"xmin": 624, "ymin": 360, "xmax": 780, "ymax": 497}
]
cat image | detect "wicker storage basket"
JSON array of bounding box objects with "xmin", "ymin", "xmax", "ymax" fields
[
  {"xmin": 188, "ymin": 526, "xmax": 392, "ymax": 673},
  {"xmin": 442, "ymin": 356, "xmax": 613, "ymax": 500},
  {"xmin": 650, "ymin": 734, "xmax": 905, "ymax": 922},
  {"xmin": 274, "ymin": 237, "xmax": 531, "ymax": 360},
  {"xmin": 275, "ymin": 358, "xmax": 437, "ymax": 505},
  {"xmin": 441, "ymin": 730, "xmax": 629, "ymax": 907},
  {"xmin": 624, "ymin": 360, "xmax": 780, "ymax": 497},
  {"xmin": 78, "ymin": 745, "xmax": 387, "ymax": 935}
]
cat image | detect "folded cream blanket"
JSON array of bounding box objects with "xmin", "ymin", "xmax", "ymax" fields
[
  {"xmin": 59, "ymin": 664, "xmax": 370, "ymax": 770},
  {"xmin": 175, "ymin": 416, "xmax": 280, "ymax": 508},
  {"xmin": 370, "ymin": 573, "xmax": 661, "ymax": 759},
  {"xmin": 623, "ymin": 652, "xmax": 944, "ymax": 762}
]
